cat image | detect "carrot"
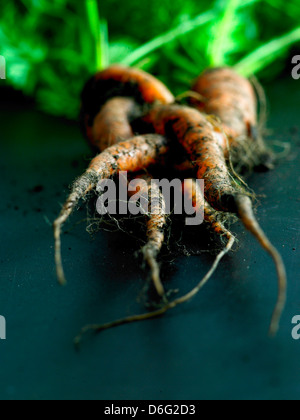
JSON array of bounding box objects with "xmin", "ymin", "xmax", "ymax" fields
[
  {"xmin": 190, "ymin": 67, "xmax": 274, "ymax": 172},
  {"xmin": 183, "ymin": 179, "xmax": 232, "ymax": 240},
  {"xmin": 54, "ymin": 64, "xmax": 286, "ymax": 339},
  {"xmin": 84, "ymin": 97, "xmax": 139, "ymax": 150},
  {"xmin": 79, "ymin": 66, "xmax": 173, "ymax": 298},
  {"xmin": 192, "ymin": 67, "xmax": 257, "ymax": 140},
  {"xmin": 138, "ymin": 103, "xmax": 239, "ymax": 212},
  {"xmin": 74, "ymin": 179, "xmax": 235, "ymax": 345},
  {"xmin": 140, "ymin": 176, "xmax": 167, "ymax": 298},
  {"xmin": 81, "ymin": 64, "xmax": 175, "ymax": 139},
  {"xmin": 190, "ymin": 67, "xmax": 286, "ymax": 333},
  {"xmin": 138, "ymin": 102, "xmax": 286, "ymax": 334},
  {"xmin": 126, "ymin": 173, "xmax": 168, "ymax": 297},
  {"xmin": 182, "ymin": 178, "xmax": 236, "ymax": 288},
  {"xmin": 54, "ymin": 134, "xmax": 170, "ymax": 286}
]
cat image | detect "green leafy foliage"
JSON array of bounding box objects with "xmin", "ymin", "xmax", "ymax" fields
[{"xmin": 0, "ymin": 0, "xmax": 299, "ymax": 119}]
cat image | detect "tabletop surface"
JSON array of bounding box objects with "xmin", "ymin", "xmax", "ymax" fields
[{"xmin": 0, "ymin": 76, "xmax": 300, "ymax": 400}]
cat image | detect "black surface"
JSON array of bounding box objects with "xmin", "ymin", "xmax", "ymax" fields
[{"xmin": 0, "ymin": 77, "xmax": 300, "ymax": 400}]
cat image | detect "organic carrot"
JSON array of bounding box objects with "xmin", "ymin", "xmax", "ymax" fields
[
  {"xmin": 54, "ymin": 134, "xmax": 170, "ymax": 286},
  {"xmin": 138, "ymin": 103, "xmax": 239, "ymax": 212},
  {"xmin": 190, "ymin": 67, "xmax": 286, "ymax": 333},
  {"xmin": 192, "ymin": 67, "xmax": 257, "ymax": 139}
]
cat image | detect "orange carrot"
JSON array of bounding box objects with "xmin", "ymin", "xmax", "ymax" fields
[
  {"xmin": 81, "ymin": 64, "xmax": 175, "ymax": 140},
  {"xmin": 190, "ymin": 67, "xmax": 274, "ymax": 172},
  {"xmin": 55, "ymin": 66, "xmax": 175, "ymax": 288},
  {"xmin": 127, "ymin": 173, "xmax": 168, "ymax": 297}
]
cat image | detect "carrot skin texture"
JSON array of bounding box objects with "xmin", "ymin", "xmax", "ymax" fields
[
  {"xmin": 139, "ymin": 103, "xmax": 286, "ymax": 332},
  {"xmin": 54, "ymin": 134, "xmax": 169, "ymax": 286},
  {"xmin": 54, "ymin": 63, "xmax": 286, "ymax": 337},
  {"xmin": 191, "ymin": 67, "xmax": 257, "ymax": 141},
  {"xmin": 139, "ymin": 104, "xmax": 239, "ymax": 212},
  {"xmin": 66, "ymin": 134, "xmax": 170, "ymax": 210},
  {"xmin": 191, "ymin": 67, "xmax": 274, "ymax": 171},
  {"xmin": 88, "ymin": 134, "xmax": 169, "ymax": 175}
]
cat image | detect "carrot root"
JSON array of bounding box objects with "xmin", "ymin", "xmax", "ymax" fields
[
  {"xmin": 143, "ymin": 246, "xmax": 165, "ymax": 297},
  {"xmin": 73, "ymin": 305, "xmax": 169, "ymax": 348},
  {"xmin": 235, "ymin": 195, "xmax": 287, "ymax": 336},
  {"xmin": 73, "ymin": 222, "xmax": 235, "ymax": 346},
  {"xmin": 53, "ymin": 171, "xmax": 99, "ymax": 285},
  {"xmin": 127, "ymin": 173, "xmax": 167, "ymax": 298},
  {"xmin": 143, "ymin": 178, "xmax": 167, "ymax": 298}
]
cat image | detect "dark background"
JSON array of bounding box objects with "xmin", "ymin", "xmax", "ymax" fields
[{"xmin": 0, "ymin": 75, "xmax": 299, "ymax": 400}]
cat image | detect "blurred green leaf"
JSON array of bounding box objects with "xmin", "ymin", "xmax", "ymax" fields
[
  {"xmin": 109, "ymin": 39, "xmax": 139, "ymax": 64},
  {"xmin": 86, "ymin": 0, "xmax": 109, "ymax": 70},
  {"xmin": 121, "ymin": 9, "xmax": 216, "ymax": 66},
  {"xmin": 235, "ymin": 26, "xmax": 300, "ymax": 76}
]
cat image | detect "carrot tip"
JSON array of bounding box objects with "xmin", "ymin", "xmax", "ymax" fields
[
  {"xmin": 53, "ymin": 218, "xmax": 67, "ymax": 286},
  {"xmin": 75, "ymin": 234, "xmax": 235, "ymax": 339},
  {"xmin": 235, "ymin": 194, "xmax": 287, "ymax": 336},
  {"xmin": 73, "ymin": 337, "xmax": 81, "ymax": 349},
  {"xmin": 142, "ymin": 245, "xmax": 165, "ymax": 298},
  {"xmin": 53, "ymin": 171, "xmax": 99, "ymax": 286}
]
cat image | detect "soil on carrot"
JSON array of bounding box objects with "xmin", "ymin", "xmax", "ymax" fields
[
  {"xmin": 84, "ymin": 187, "xmax": 238, "ymax": 264},
  {"xmin": 54, "ymin": 65, "xmax": 287, "ymax": 338}
]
